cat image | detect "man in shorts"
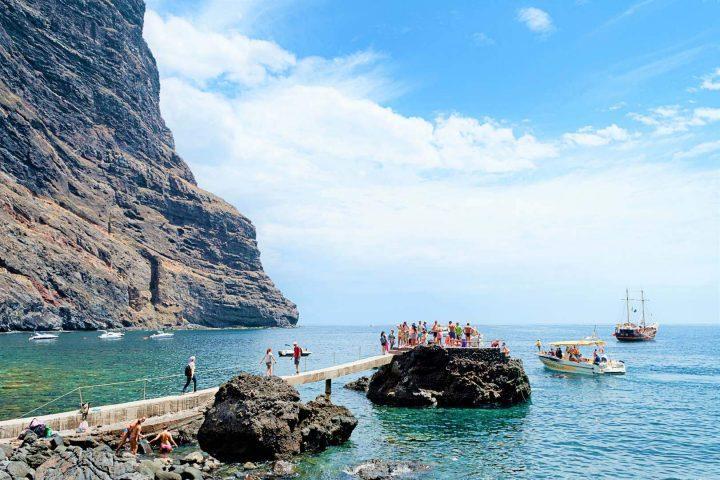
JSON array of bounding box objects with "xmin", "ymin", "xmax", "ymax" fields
[{"xmin": 293, "ymin": 341, "xmax": 302, "ymax": 374}]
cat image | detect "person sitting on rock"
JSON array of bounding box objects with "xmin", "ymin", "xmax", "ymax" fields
[
  {"xmin": 148, "ymin": 425, "xmax": 178, "ymax": 455},
  {"xmin": 115, "ymin": 417, "xmax": 146, "ymax": 455}
]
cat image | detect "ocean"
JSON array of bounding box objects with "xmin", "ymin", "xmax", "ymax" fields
[{"xmin": 1, "ymin": 324, "xmax": 718, "ymax": 479}]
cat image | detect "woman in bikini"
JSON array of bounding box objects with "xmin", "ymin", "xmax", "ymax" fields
[
  {"xmin": 148, "ymin": 426, "xmax": 178, "ymax": 455},
  {"xmin": 115, "ymin": 417, "xmax": 146, "ymax": 455}
]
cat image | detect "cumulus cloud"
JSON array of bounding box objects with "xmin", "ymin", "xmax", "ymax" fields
[
  {"xmin": 700, "ymin": 67, "xmax": 720, "ymax": 91},
  {"xmin": 142, "ymin": 7, "xmax": 719, "ymax": 319},
  {"xmin": 517, "ymin": 7, "xmax": 555, "ymax": 34}
]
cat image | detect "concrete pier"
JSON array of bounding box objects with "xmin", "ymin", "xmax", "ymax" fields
[{"xmin": 0, "ymin": 354, "xmax": 394, "ymax": 441}]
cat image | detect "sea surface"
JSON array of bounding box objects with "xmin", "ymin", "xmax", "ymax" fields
[{"xmin": 1, "ymin": 324, "xmax": 718, "ymax": 479}]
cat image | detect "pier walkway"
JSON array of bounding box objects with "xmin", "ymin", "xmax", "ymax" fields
[{"xmin": 0, "ymin": 354, "xmax": 394, "ymax": 441}]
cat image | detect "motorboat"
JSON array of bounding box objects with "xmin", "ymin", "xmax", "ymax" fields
[
  {"xmin": 538, "ymin": 338, "xmax": 625, "ymax": 375},
  {"xmin": 98, "ymin": 330, "xmax": 124, "ymax": 339},
  {"xmin": 613, "ymin": 289, "xmax": 658, "ymax": 342},
  {"xmin": 29, "ymin": 332, "xmax": 59, "ymax": 341},
  {"xmin": 149, "ymin": 330, "xmax": 174, "ymax": 339},
  {"xmin": 278, "ymin": 349, "xmax": 312, "ymax": 357}
]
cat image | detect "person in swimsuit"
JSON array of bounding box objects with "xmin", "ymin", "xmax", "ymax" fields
[
  {"xmin": 115, "ymin": 417, "xmax": 146, "ymax": 455},
  {"xmin": 447, "ymin": 321, "xmax": 455, "ymax": 346},
  {"xmin": 464, "ymin": 323, "xmax": 473, "ymax": 346},
  {"xmin": 261, "ymin": 348, "xmax": 276, "ymax": 376},
  {"xmin": 148, "ymin": 426, "xmax": 178, "ymax": 455}
]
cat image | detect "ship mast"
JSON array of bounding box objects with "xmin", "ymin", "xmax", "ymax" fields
[
  {"xmin": 625, "ymin": 288, "xmax": 630, "ymax": 324},
  {"xmin": 640, "ymin": 289, "xmax": 646, "ymax": 327}
]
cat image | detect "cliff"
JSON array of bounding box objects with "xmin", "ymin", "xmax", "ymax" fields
[{"xmin": 0, "ymin": 0, "xmax": 298, "ymax": 330}]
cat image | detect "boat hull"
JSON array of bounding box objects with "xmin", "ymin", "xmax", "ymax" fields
[
  {"xmin": 538, "ymin": 354, "xmax": 625, "ymax": 375},
  {"xmin": 614, "ymin": 324, "xmax": 658, "ymax": 342}
]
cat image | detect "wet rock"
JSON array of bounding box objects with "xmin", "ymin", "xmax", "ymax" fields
[
  {"xmin": 344, "ymin": 376, "xmax": 370, "ymax": 392},
  {"xmin": 180, "ymin": 466, "xmax": 203, "ymax": 480},
  {"xmin": 299, "ymin": 395, "xmax": 357, "ymax": 453},
  {"xmin": 154, "ymin": 472, "xmax": 181, "ymax": 480},
  {"xmin": 0, "ymin": 0, "xmax": 297, "ymax": 332},
  {"xmin": 345, "ymin": 460, "xmax": 431, "ymax": 480},
  {"xmin": 271, "ymin": 460, "xmax": 295, "ymax": 476},
  {"xmin": 367, "ymin": 346, "xmax": 531, "ymax": 408},
  {"xmin": 198, "ymin": 373, "xmax": 357, "ymax": 462},
  {"xmin": 180, "ymin": 451, "xmax": 204, "ymax": 465}
]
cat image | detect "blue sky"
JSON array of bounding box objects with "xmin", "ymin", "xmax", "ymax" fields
[{"xmin": 143, "ymin": 0, "xmax": 719, "ymax": 325}]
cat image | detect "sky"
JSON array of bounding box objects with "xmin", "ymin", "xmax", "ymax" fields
[{"xmin": 142, "ymin": 0, "xmax": 719, "ymax": 326}]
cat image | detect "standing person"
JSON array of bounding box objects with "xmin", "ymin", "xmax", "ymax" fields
[
  {"xmin": 115, "ymin": 417, "xmax": 146, "ymax": 455},
  {"xmin": 388, "ymin": 329, "xmax": 396, "ymax": 350},
  {"xmin": 182, "ymin": 356, "xmax": 197, "ymax": 393},
  {"xmin": 454, "ymin": 323, "xmax": 462, "ymax": 346},
  {"xmin": 148, "ymin": 426, "xmax": 178, "ymax": 455},
  {"xmin": 261, "ymin": 348, "xmax": 276, "ymax": 376},
  {"xmin": 501, "ymin": 342, "xmax": 510, "ymax": 356},
  {"xmin": 293, "ymin": 341, "xmax": 302, "ymax": 374},
  {"xmin": 464, "ymin": 323, "xmax": 473, "ymax": 347},
  {"xmin": 380, "ymin": 331, "xmax": 388, "ymax": 354},
  {"xmin": 535, "ymin": 339, "xmax": 542, "ymax": 352},
  {"xmin": 431, "ymin": 321, "xmax": 440, "ymax": 344},
  {"xmin": 447, "ymin": 321, "xmax": 454, "ymax": 346}
]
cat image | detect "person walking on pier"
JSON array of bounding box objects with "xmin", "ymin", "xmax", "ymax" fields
[
  {"xmin": 182, "ymin": 356, "xmax": 197, "ymax": 393},
  {"xmin": 293, "ymin": 341, "xmax": 302, "ymax": 374},
  {"xmin": 261, "ymin": 348, "xmax": 277, "ymax": 376}
]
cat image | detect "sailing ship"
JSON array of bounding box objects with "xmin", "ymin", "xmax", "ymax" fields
[{"xmin": 613, "ymin": 289, "xmax": 658, "ymax": 342}]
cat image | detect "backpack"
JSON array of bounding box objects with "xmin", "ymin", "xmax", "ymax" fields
[{"xmin": 184, "ymin": 364, "xmax": 192, "ymax": 377}]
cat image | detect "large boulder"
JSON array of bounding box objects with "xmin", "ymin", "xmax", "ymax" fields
[
  {"xmin": 33, "ymin": 445, "xmax": 146, "ymax": 480},
  {"xmin": 197, "ymin": 373, "xmax": 357, "ymax": 462},
  {"xmin": 367, "ymin": 346, "xmax": 531, "ymax": 408}
]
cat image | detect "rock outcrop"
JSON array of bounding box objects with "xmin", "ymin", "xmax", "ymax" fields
[
  {"xmin": 344, "ymin": 376, "xmax": 370, "ymax": 392},
  {"xmin": 0, "ymin": 0, "xmax": 298, "ymax": 331},
  {"xmin": 366, "ymin": 346, "xmax": 531, "ymax": 408},
  {"xmin": 197, "ymin": 373, "xmax": 357, "ymax": 462}
]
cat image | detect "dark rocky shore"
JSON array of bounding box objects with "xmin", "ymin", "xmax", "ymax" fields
[
  {"xmin": 198, "ymin": 374, "xmax": 357, "ymax": 462},
  {"xmin": 0, "ymin": 0, "xmax": 297, "ymax": 332},
  {"xmin": 367, "ymin": 346, "xmax": 531, "ymax": 407}
]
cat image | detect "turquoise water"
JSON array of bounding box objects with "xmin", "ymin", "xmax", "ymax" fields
[{"xmin": 1, "ymin": 325, "xmax": 718, "ymax": 479}]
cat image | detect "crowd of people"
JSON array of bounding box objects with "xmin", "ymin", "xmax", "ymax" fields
[{"xmin": 379, "ymin": 321, "xmax": 510, "ymax": 356}]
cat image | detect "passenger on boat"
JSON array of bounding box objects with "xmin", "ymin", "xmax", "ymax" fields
[
  {"xmin": 535, "ymin": 340, "xmax": 542, "ymax": 352},
  {"xmin": 593, "ymin": 349, "xmax": 601, "ymax": 365},
  {"xmin": 555, "ymin": 347, "xmax": 563, "ymax": 359}
]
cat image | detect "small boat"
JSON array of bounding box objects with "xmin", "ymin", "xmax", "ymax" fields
[
  {"xmin": 149, "ymin": 331, "xmax": 174, "ymax": 339},
  {"xmin": 538, "ymin": 338, "xmax": 625, "ymax": 375},
  {"xmin": 613, "ymin": 289, "xmax": 658, "ymax": 342},
  {"xmin": 29, "ymin": 332, "xmax": 59, "ymax": 341},
  {"xmin": 98, "ymin": 330, "xmax": 124, "ymax": 339},
  {"xmin": 278, "ymin": 349, "xmax": 312, "ymax": 357}
]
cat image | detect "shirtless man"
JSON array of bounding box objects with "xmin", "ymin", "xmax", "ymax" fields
[
  {"xmin": 115, "ymin": 417, "xmax": 146, "ymax": 455},
  {"xmin": 148, "ymin": 426, "xmax": 178, "ymax": 455}
]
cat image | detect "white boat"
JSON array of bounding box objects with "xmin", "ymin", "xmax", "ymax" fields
[
  {"xmin": 98, "ymin": 330, "xmax": 124, "ymax": 339},
  {"xmin": 29, "ymin": 332, "xmax": 59, "ymax": 341},
  {"xmin": 149, "ymin": 330, "xmax": 174, "ymax": 339},
  {"xmin": 538, "ymin": 338, "xmax": 626, "ymax": 375},
  {"xmin": 278, "ymin": 349, "xmax": 312, "ymax": 357}
]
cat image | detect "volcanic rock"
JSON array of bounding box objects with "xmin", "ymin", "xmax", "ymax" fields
[
  {"xmin": 345, "ymin": 460, "xmax": 431, "ymax": 480},
  {"xmin": 197, "ymin": 373, "xmax": 357, "ymax": 462},
  {"xmin": 344, "ymin": 376, "xmax": 370, "ymax": 392},
  {"xmin": 0, "ymin": 0, "xmax": 297, "ymax": 331},
  {"xmin": 367, "ymin": 346, "xmax": 531, "ymax": 407}
]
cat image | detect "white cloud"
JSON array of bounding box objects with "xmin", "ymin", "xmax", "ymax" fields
[
  {"xmin": 143, "ymin": 11, "xmax": 296, "ymax": 87},
  {"xmin": 471, "ymin": 32, "xmax": 495, "ymax": 46},
  {"xmin": 700, "ymin": 67, "xmax": 720, "ymax": 91},
  {"xmin": 628, "ymin": 105, "xmax": 720, "ymax": 135},
  {"xmin": 517, "ymin": 7, "xmax": 555, "ymax": 34},
  {"xmin": 674, "ymin": 140, "xmax": 720, "ymax": 159},
  {"xmin": 142, "ymin": 7, "xmax": 719, "ymax": 320},
  {"xmin": 563, "ymin": 124, "xmax": 632, "ymax": 147}
]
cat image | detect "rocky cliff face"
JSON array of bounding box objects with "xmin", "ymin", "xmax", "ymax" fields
[{"xmin": 0, "ymin": 0, "xmax": 298, "ymax": 330}]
